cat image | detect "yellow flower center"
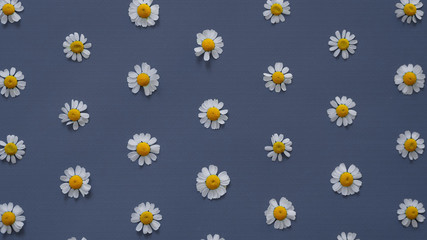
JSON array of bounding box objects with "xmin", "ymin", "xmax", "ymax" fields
[
  {"xmin": 206, "ymin": 107, "xmax": 220, "ymax": 121},
  {"xmin": 404, "ymin": 138, "xmax": 417, "ymax": 152},
  {"xmin": 70, "ymin": 41, "xmax": 84, "ymax": 53},
  {"xmin": 272, "ymin": 72, "xmax": 285, "ymax": 84},
  {"xmin": 68, "ymin": 109, "xmax": 81, "ymax": 121},
  {"xmin": 335, "ymin": 104, "xmax": 349, "ymax": 118},
  {"xmin": 404, "ymin": 3, "xmax": 417, "ymax": 16},
  {"xmin": 406, "ymin": 206, "xmax": 419, "ymax": 220},
  {"xmin": 1, "ymin": 212, "xmax": 15, "ymax": 226},
  {"xmin": 4, "ymin": 76, "xmax": 17, "ymax": 89},
  {"xmin": 273, "ymin": 142, "xmax": 285, "ymax": 154},
  {"xmin": 137, "ymin": 4, "xmax": 151, "ymax": 18},
  {"xmin": 339, "ymin": 172, "xmax": 354, "ymax": 187},
  {"xmin": 137, "ymin": 73, "xmax": 150, "ymax": 87},
  {"xmin": 69, "ymin": 175, "xmax": 83, "ymax": 189},
  {"xmin": 140, "ymin": 211, "xmax": 153, "ymax": 225},
  {"xmin": 4, "ymin": 142, "xmax": 18, "ymax": 155},
  {"xmin": 337, "ymin": 38, "xmax": 350, "ymax": 50},
  {"xmin": 403, "ymin": 72, "xmax": 417, "ymax": 86},
  {"xmin": 136, "ymin": 142, "xmax": 150, "ymax": 156},
  {"xmin": 2, "ymin": 3, "xmax": 15, "ymax": 16},
  {"xmin": 273, "ymin": 206, "xmax": 287, "ymax": 220},
  {"xmin": 270, "ymin": 3, "xmax": 283, "ymax": 16},
  {"xmin": 205, "ymin": 175, "xmax": 220, "ymax": 190},
  {"xmin": 202, "ymin": 38, "xmax": 215, "ymax": 52}
]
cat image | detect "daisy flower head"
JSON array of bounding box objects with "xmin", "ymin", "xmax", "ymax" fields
[
  {"xmin": 127, "ymin": 133, "xmax": 160, "ymax": 166},
  {"xmin": 0, "ymin": 202, "xmax": 25, "ymax": 234},
  {"xmin": 394, "ymin": 64, "xmax": 425, "ymax": 95},
  {"xmin": 196, "ymin": 165, "xmax": 230, "ymax": 200},
  {"xmin": 68, "ymin": 238, "xmax": 87, "ymax": 240},
  {"xmin": 264, "ymin": 133, "xmax": 292, "ymax": 161},
  {"xmin": 396, "ymin": 0, "xmax": 424, "ymax": 24},
  {"xmin": 396, "ymin": 130, "xmax": 424, "ymax": 160},
  {"xmin": 202, "ymin": 234, "xmax": 225, "ymax": 240},
  {"xmin": 337, "ymin": 232, "xmax": 360, "ymax": 240},
  {"xmin": 330, "ymin": 163, "xmax": 362, "ymax": 196},
  {"xmin": 263, "ymin": 0, "xmax": 290, "ymax": 24},
  {"xmin": 128, "ymin": 0, "xmax": 159, "ymax": 27},
  {"xmin": 0, "ymin": 67, "xmax": 25, "ymax": 98},
  {"xmin": 63, "ymin": 32, "xmax": 92, "ymax": 62},
  {"xmin": 58, "ymin": 100, "xmax": 89, "ymax": 131},
  {"xmin": 127, "ymin": 62, "xmax": 159, "ymax": 96},
  {"xmin": 328, "ymin": 30, "xmax": 357, "ymax": 60},
  {"xmin": 194, "ymin": 29, "xmax": 224, "ymax": 61},
  {"xmin": 264, "ymin": 197, "xmax": 296, "ymax": 229},
  {"xmin": 0, "ymin": 0, "xmax": 23, "ymax": 24},
  {"xmin": 327, "ymin": 96, "xmax": 357, "ymax": 127},
  {"xmin": 198, "ymin": 99, "xmax": 228, "ymax": 130},
  {"xmin": 0, "ymin": 135, "xmax": 25, "ymax": 164},
  {"xmin": 131, "ymin": 202, "xmax": 162, "ymax": 234},
  {"xmin": 398, "ymin": 198, "xmax": 425, "ymax": 228},
  {"xmin": 60, "ymin": 165, "xmax": 91, "ymax": 198},
  {"xmin": 263, "ymin": 62, "xmax": 292, "ymax": 92}
]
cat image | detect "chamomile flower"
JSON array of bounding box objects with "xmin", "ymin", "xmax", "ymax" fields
[
  {"xmin": 60, "ymin": 165, "xmax": 91, "ymax": 199},
  {"xmin": 263, "ymin": 62, "xmax": 293, "ymax": 92},
  {"xmin": 396, "ymin": 131, "xmax": 425, "ymax": 160},
  {"xmin": 198, "ymin": 99, "xmax": 228, "ymax": 130},
  {"xmin": 394, "ymin": 64, "xmax": 425, "ymax": 95},
  {"xmin": 264, "ymin": 133, "xmax": 292, "ymax": 161},
  {"xmin": 63, "ymin": 32, "xmax": 92, "ymax": 62},
  {"xmin": 398, "ymin": 198, "xmax": 425, "ymax": 228},
  {"xmin": 337, "ymin": 232, "xmax": 360, "ymax": 240},
  {"xmin": 263, "ymin": 0, "xmax": 290, "ymax": 24},
  {"xmin": 127, "ymin": 62, "xmax": 159, "ymax": 96},
  {"xmin": 396, "ymin": 0, "xmax": 424, "ymax": 24},
  {"xmin": 58, "ymin": 100, "xmax": 90, "ymax": 131},
  {"xmin": 0, "ymin": 67, "xmax": 25, "ymax": 98},
  {"xmin": 194, "ymin": 29, "xmax": 224, "ymax": 61},
  {"xmin": 68, "ymin": 238, "xmax": 87, "ymax": 240},
  {"xmin": 127, "ymin": 133, "xmax": 160, "ymax": 166},
  {"xmin": 202, "ymin": 234, "xmax": 225, "ymax": 240},
  {"xmin": 0, "ymin": 0, "xmax": 23, "ymax": 24},
  {"xmin": 131, "ymin": 202, "xmax": 162, "ymax": 234},
  {"xmin": 328, "ymin": 30, "xmax": 357, "ymax": 60},
  {"xmin": 128, "ymin": 0, "xmax": 159, "ymax": 27},
  {"xmin": 264, "ymin": 197, "xmax": 296, "ymax": 229},
  {"xmin": 327, "ymin": 96, "xmax": 357, "ymax": 127},
  {"xmin": 196, "ymin": 165, "xmax": 230, "ymax": 200},
  {"xmin": 330, "ymin": 163, "xmax": 362, "ymax": 196},
  {"xmin": 0, "ymin": 202, "xmax": 25, "ymax": 234},
  {"xmin": 0, "ymin": 135, "xmax": 25, "ymax": 164}
]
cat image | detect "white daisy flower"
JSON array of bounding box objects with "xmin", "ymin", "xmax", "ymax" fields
[
  {"xmin": 0, "ymin": 67, "xmax": 25, "ymax": 98},
  {"xmin": 0, "ymin": 202, "xmax": 25, "ymax": 234},
  {"xmin": 0, "ymin": 135, "xmax": 25, "ymax": 164},
  {"xmin": 131, "ymin": 202, "xmax": 162, "ymax": 234},
  {"xmin": 0, "ymin": 0, "xmax": 23, "ymax": 24},
  {"xmin": 396, "ymin": 130, "xmax": 425, "ymax": 160},
  {"xmin": 397, "ymin": 198, "xmax": 425, "ymax": 228},
  {"xmin": 264, "ymin": 133, "xmax": 292, "ymax": 161},
  {"xmin": 127, "ymin": 133, "xmax": 160, "ymax": 166},
  {"xmin": 63, "ymin": 32, "xmax": 92, "ymax": 62},
  {"xmin": 127, "ymin": 62, "xmax": 159, "ymax": 96},
  {"xmin": 128, "ymin": 0, "xmax": 159, "ymax": 27},
  {"xmin": 264, "ymin": 197, "xmax": 296, "ymax": 229},
  {"xmin": 68, "ymin": 238, "xmax": 87, "ymax": 240},
  {"xmin": 327, "ymin": 96, "xmax": 357, "ymax": 127},
  {"xmin": 198, "ymin": 99, "xmax": 228, "ymax": 130},
  {"xmin": 337, "ymin": 232, "xmax": 360, "ymax": 240},
  {"xmin": 263, "ymin": 62, "xmax": 293, "ymax": 92},
  {"xmin": 396, "ymin": 0, "xmax": 424, "ymax": 24},
  {"xmin": 60, "ymin": 165, "xmax": 91, "ymax": 199},
  {"xmin": 330, "ymin": 163, "xmax": 362, "ymax": 196},
  {"xmin": 196, "ymin": 165, "xmax": 230, "ymax": 200},
  {"xmin": 194, "ymin": 29, "xmax": 224, "ymax": 61},
  {"xmin": 394, "ymin": 64, "xmax": 425, "ymax": 95},
  {"xmin": 328, "ymin": 30, "xmax": 357, "ymax": 60},
  {"xmin": 202, "ymin": 234, "xmax": 225, "ymax": 240},
  {"xmin": 263, "ymin": 0, "xmax": 290, "ymax": 24},
  {"xmin": 58, "ymin": 100, "xmax": 90, "ymax": 131}
]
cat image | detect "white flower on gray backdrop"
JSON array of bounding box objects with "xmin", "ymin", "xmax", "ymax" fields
[
  {"xmin": 264, "ymin": 133, "xmax": 292, "ymax": 161},
  {"xmin": 337, "ymin": 232, "xmax": 360, "ymax": 240},
  {"xmin": 60, "ymin": 165, "xmax": 91, "ymax": 198},
  {"xmin": 394, "ymin": 64, "xmax": 425, "ymax": 95},
  {"xmin": 63, "ymin": 32, "xmax": 92, "ymax": 62},
  {"xmin": 59, "ymin": 100, "xmax": 90, "ymax": 131},
  {"xmin": 264, "ymin": 197, "xmax": 296, "ymax": 229},
  {"xmin": 194, "ymin": 29, "xmax": 224, "ymax": 61},
  {"xmin": 196, "ymin": 165, "xmax": 230, "ymax": 200},
  {"xmin": 127, "ymin": 62, "xmax": 159, "ymax": 96},
  {"xmin": 198, "ymin": 99, "xmax": 228, "ymax": 130},
  {"xmin": 0, "ymin": 202, "xmax": 25, "ymax": 234},
  {"xmin": 263, "ymin": 0, "xmax": 290, "ymax": 24},
  {"xmin": 396, "ymin": 130, "xmax": 424, "ymax": 160},
  {"xmin": 127, "ymin": 133, "xmax": 160, "ymax": 166},
  {"xmin": 0, "ymin": 0, "xmax": 23, "ymax": 24},
  {"xmin": 330, "ymin": 163, "xmax": 362, "ymax": 196},
  {"xmin": 0, "ymin": 135, "xmax": 25, "ymax": 164},
  {"xmin": 328, "ymin": 30, "xmax": 357, "ymax": 60},
  {"xmin": 131, "ymin": 202, "xmax": 162, "ymax": 234},
  {"xmin": 327, "ymin": 96, "xmax": 357, "ymax": 127},
  {"xmin": 128, "ymin": 0, "xmax": 159, "ymax": 27},
  {"xmin": 0, "ymin": 67, "xmax": 25, "ymax": 98},
  {"xmin": 263, "ymin": 62, "xmax": 292, "ymax": 92},
  {"xmin": 395, "ymin": 0, "xmax": 424, "ymax": 24},
  {"xmin": 397, "ymin": 198, "xmax": 425, "ymax": 228}
]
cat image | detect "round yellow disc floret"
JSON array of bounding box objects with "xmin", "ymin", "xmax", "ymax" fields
[
  {"xmin": 336, "ymin": 104, "xmax": 349, "ymax": 118},
  {"xmin": 404, "ymin": 138, "xmax": 417, "ymax": 152},
  {"xmin": 136, "ymin": 142, "xmax": 151, "ymax": 156},
  {"xmin": 4, "ymin": 76, "xmax": 17, "ymax": 89},
  {"xmin": 406, "ymin": 206, "xmax": 419, "ymax": 220},
  {"xmin": 403, "ymin": 72, "xmax": 417, "ymax": 86},
  {"xmin": 273, "ymin": 206, "xmax": 287, "ymax": 220},
  {"xmin": 70, "ymin": 41, "xmax": 84, "ymax": 53},
  {"xmin": 202, "ymin": 38, "xmax": 215, "ymax": 52},
  {"xmin": 140, "ymin": 211, "xmax": 153, "ymax": 224},
  {"xmin": 68, "ymin": 109, "xmax": 81, "ymax": 121},
  {"xmin": 272, "ymin": 72, "xmax": 285, "ymax": 84},
  {"xmin": 2, "ymin": 4, "xmax": 15, "ymax": 16},
  {"xmin": 404, "ymin": 4, "xmax": 417, "ymax": 16},
  {"xmin": 137, "ymin": 73, "xmax": 150, "ymax": 87},
  {"xmin": 207, "ymin": 107, "xmax": 220, "ymax": 121},
  {"xmin": 1, "ymin": 212, "xmax": 15, "ymax": 226},
  {"xmin": 69, "ymin": 175, "xmax": 83, "ymax": 189},
  {"xmin": 137, "ymin": 4, "xmax": 151, "ymax": 18},
  {"xmin": 270, "ymin": 3, "xmax": 283, "ymax": 16},
  {"xmin": 205, "ymin": 175, "xmax": 220, "ymax": 190},
  {"xmin": 273, "ymin": 142, "xmax": 285, "ymax": 154},
  {"xmin": 337, "ymin": 38, "xmax": 350, "ymax": 50},
  {"xmin": 339, "ymin": 172, "xmax": 354, "ymax": 187}
]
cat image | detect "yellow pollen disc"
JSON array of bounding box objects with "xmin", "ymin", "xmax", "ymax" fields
[
  {"xmin": 406, "ymin": 206, "xmax": 418, "ymax": 220},
  {"xmin": 206, "ymin": 107, "xmax": 220, "ymax": 121},
  {"xmin": 206, "ymin": 175, "xmax": 220, "ymax": 190},
  {"xmin": 4, "ymin": 76, "xmax": 17, "ymax": 89},
  {"xmin": 1, "ymin": 212, "xmax": 15, "ymax": 226},
  {"xmin": 272, "ymin": 72, "xmax": 285, "ymax": 84},
  {"xmin": 404, "ymin": 3, "xmax": 417, "ymax": 16},
  {"xmin": 270, "ymin": 3, "xmax": 283, "ymax": 16},
  {"xmin": 137, "ymin": 73, "xmax": 150, "ymax": 87},
  {"xmin": 137, "ymin": 4, "xmax": 151, "ymax": 18},
  {"xmin": 337, "ymin": 38, "xmax": 350, "ymax": 50},
  {"xmin": 69, "ymin": 175, "xmax": 83, "ymax": 189},
  {"xmin": 273, "ymin": 206, "xmax": 287, "ymax": 220},
  {"xmin": 273, "ymin": 142, "xmax": 285, "ymax": 154},
  {"xmin": 68, "ymin": 109, "xmax": 81, "ymax": 121},
  {"xmin": 404, "ymin": 138, "xmax": 417, "ymax": 152},
  {"xmin": 403, "ymin": 72, "xmax": 417, "ymax": 86},
  {"xmin": 4, "ymin": 142, "xmax": 18, "ymax": 155},
  {"xmin": 336, "ymin": 104, "xmax": 349, "ymax": 118},
  {"xmin": 140, "ymin": 211, "xmax": 153, "ymax": 225},
  {"xmin": 202, "ymin": 38, "xmax": 215, "ymax": 52},
  {"xmin": 339, "ymin": 172, "xmax": 354, "ymax": 187},
  {"xmin": 70, "ymin": 41, "xmax": 84, "ymax": 53},
  {"xmin": 136, "ymin": 142, "xmax": 151, "ymax": 156},
  {"xmin": 2, "ymin": 3, "xmax": 15, "ymax": 16}
]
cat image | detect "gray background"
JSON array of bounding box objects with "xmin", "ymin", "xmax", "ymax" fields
[{"xmin": 0, "ymin": 0, "xmax": 427, "ymax": 239}]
